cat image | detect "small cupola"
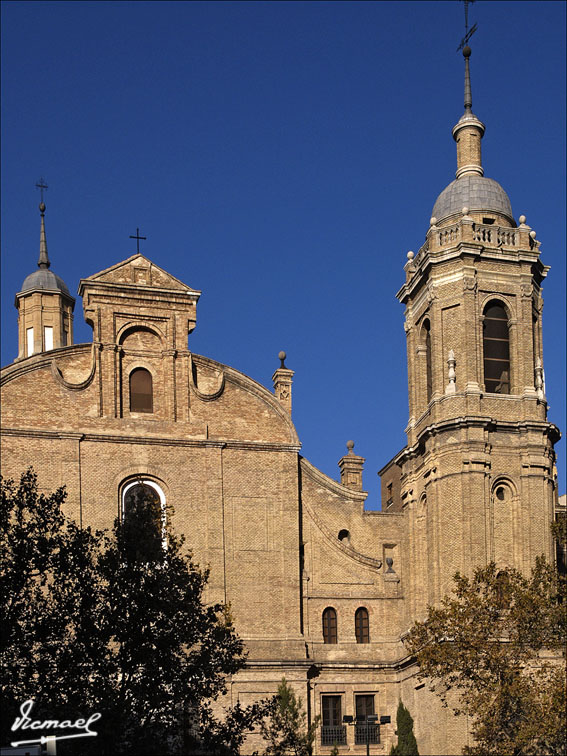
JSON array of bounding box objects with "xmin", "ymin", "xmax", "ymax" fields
[
  {"xmin": 430, "ymin": 46, "xmax": 515, "ymax": 228},
  {"xmin": 15, "ymin": 190, "xmax": 75, "ymax": 360}
]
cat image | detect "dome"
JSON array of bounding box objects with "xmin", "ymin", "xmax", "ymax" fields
[
  {"xmin": 432, "ymin": 175, "xmax": 514, "ymax": 225},
  {"xmin": 20, "ymin": 268, "xmax": 71, "ymax": 297}
]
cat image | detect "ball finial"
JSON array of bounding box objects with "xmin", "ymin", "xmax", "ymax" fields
[
  {"xmin": 430, "ymin": 217, "xmax": 437, "ymax": 227},
  {"xmin": 278, "ymin": 351, "xmax": 287, "ymax": 368},
  {"xmin": 346, "ymin": 440, "xmax": 355, "ymax": 452},
  {"xmin": 407, "ymin": 250, "xmax": 414, "ymax": 261},
  {"xmin": 463, "ymin": 45, "xmax": 471, "ymax": 58},
  {"xmin": 519, "ymin": 215, "xmax": 526, "ymax": 225},
  {"xmin": 462, "ymin": 206, "xmax": 469, "ymax": 217},
  {"xmin": 529, "ymin": 230, "xmax": 536, "ymax": 239}
]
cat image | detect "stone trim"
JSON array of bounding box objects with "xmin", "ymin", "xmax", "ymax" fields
[
  {"xmin": 0, "ymin": 427, "xmax": 301, "ymax": 452},
  {"xmin": 300, "ymin": 457, "xmax": 367, "ymax": 502},
  {"xmin": 1, "ymin": 343, "xmax": 92, "ymax": 386},
  {"xmin": 51, "ymin": 343, "xmax": 97, "ymax": 390}
]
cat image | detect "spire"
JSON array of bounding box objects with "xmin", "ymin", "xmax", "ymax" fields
[
  {"xmin": 452, "ymin": 45, "xmax": 485, "ymax": 179},
  {"xmin": 38, "ymin": 201, "xmax": 50, "ymax": 269},
  {"xmin": 463, "ymin": 45, "xmax": 473, "ymax": 113}
]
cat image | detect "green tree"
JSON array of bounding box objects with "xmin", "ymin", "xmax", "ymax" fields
[
  {"xmin": 404, "ymin": 561, "xmax": 566, "ymax": 756},
  {"xmin": 390, "ymin": 701, "xmax": 419, "ymax": 755},
  {"xmin": 1, "ymin": 470, "xmax": 269, "ymax": 755},
  {"xmin": 1, "ymin": 469, "xmax": 109, "ymax": 739},
  {"xmin": 260, "ymin": 677, "xmax": 319, "ymax": 756}
]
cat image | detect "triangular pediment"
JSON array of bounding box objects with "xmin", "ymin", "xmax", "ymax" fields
[{"xmin": 80, "ymin": 254, "xmax": 199, "ymax": 293}]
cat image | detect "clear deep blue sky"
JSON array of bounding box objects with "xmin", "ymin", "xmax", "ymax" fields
[{"xmin": 1, "ymin": 1, "xmax": 565, "ymax": 506}]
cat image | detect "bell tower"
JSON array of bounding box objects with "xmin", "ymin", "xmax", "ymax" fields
[{"xmin": 396, "ymin": 46, "xmax": 560, "ymax": 617}]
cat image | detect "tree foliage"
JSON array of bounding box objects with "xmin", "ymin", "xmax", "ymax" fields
[
  {"xmin": 259, "ymin": 677, "xmax": 318, "ymax": 756},
  {"xmin": 1, "ymin": 470, "xmax": 269, "ymax": 754},
  {"xmin": 390, "ymin": 701, "xmax": 419, "ymax": 755},
  {"xmin": 404, "ymin": 561, "xmax": 566, "ymax": 756}
]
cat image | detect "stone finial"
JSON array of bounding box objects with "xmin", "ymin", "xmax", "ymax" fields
[
  {"xmin": 406, "ymin": 250, "xmax": 414, "ymax": 261},
  {"xmin": 462, "ymin": 206, "xmax": 470, "ymax": 218},
  {"xmin": 518, "ymin": 215, "xmax": 527, "ymax": 226},
  {"xmin": 272, "ymin": 351, "xmax": 294, "ymax": 414},
  {"xmin": 338, "ymin": 441, "xmax": 365, "ymax": 491},
  {"xmin": 529, "ymin": 230, "xmax": 536, "ymax": 239},
  {"xmin": 430, "ymin": 217, "xmax": 437, "ymax": 228},
  {"xmin": 445, "ymin": 349, "xmax": 457, "ymax": 395}
]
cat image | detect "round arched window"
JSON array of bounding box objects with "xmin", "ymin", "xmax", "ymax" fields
[
  {"xmin": 130, "ymin": 368, "xmax": 153, "ymax": 413},
  {"xmin": 322, "ymin": 607, "xmax": 337, "ymax": 644},
  {"xmin": 355, "ymin": 607, "xmax": 370, "ymax": 644},
  {"xmin": 483, "ymin": 302, "xmax": 510, "ymax": 394},
  {"xmin": 121, "ymin": 480, "xmax": 166, "ymax": 560},
  {"xmin": 421, "ymin": 318, "xmax": 432, "ymax": 402}
]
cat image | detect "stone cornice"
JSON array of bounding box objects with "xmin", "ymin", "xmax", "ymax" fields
[
  {"xmin": 0, "ymin": 427, "xmax": 301, "ymax": 453},
  {"xmin": 400, "ymin": 415, "xmax": 561, "ymax": 461},
  {"xmin": 244, "ymin": 655, "xmax": 416, "ymax": 672},
  {"xmin": 398, "ymin": 236, "xmax": 545, "ymax": 304}
]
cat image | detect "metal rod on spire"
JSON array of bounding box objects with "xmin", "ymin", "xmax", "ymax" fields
[
  {"xmin": 463, "ymin": 46, "xmax": 472, "ymax": 112},
  {"xmin": 36, "ymin": 178, "xmax": 50, "ymax": 269}
]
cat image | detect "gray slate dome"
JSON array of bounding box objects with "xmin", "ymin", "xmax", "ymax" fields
[
  {"xmin": 20, "ymin": 268, "xmax": 71, "ymax": 297},
  {"xmin": 432, "ymin": 175, "xmax": 514, "ymax": 224}
]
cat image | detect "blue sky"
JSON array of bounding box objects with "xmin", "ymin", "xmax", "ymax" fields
[{"xmin": 1, "ymin": 1, "xmax": 565, "ymax": 505}]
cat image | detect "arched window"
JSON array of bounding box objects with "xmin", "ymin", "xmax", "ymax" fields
[
  {"xmin": 483, "ymin": 302, "xmax": 510, "ymax": 394},
  {"xmin": 322, "ymin": 607, "xmax": 337, "ymax": 644},
  {"xmin": 495, "ymin": 571, "xmax": 511, "ymax": 609},
  {"xmin": 121, "ymin": 479, "xmax": 165, "ymax": 561},
  {"xmin": 130, "ymin": 368, "xmax": 153, "ymax": 412},
  {"xmin": 355, "ymin": 607, "xmax": 370, "ymax": 643},
  {"xmin": 422, "ymin": 319, "xmax": 432, "ymax": 402}
]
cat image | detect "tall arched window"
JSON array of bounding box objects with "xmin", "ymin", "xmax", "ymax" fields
[
  {"xmin": 422, "ymin": 319, "xmax": 432, "ymax": 402},
  {"xmin": 355, "ymin": 607, "xmax": 370, "ymax": 643},
  {"xmin": 322, "ymin": 607, "xmax": 337, "ymax": 644},
  {"xmin": 121, "ymin": 479, "xmax": 165, "ymax": 561},
  {"xmin": 130, "ymin": 368, "xmax": 153, "ymax": 412},
  {"xmin": 483, "ymin": 302, "xmax": 510, "ymax": 394}
]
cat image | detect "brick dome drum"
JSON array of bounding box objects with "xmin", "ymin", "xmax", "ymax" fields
[{"xmin": 432, "ymin": 175, "xmax": 514, "ymax": 224}]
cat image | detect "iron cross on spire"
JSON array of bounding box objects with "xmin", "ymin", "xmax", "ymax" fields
[
  {"xmin": 457, "ymin": 0, "xmax": 477, "ymax": 52},
  {"xmin": 129, "ymin": 227, "xmax": 147, "ymax": 254},
  {"xmin": 36, "ymin": 178, "xmax": 48, "ymax": 206}
]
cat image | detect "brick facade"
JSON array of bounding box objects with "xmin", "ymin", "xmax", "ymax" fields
[{"xmin": 1, "ymin": 58, "xmax": 561, "ymax": 756}]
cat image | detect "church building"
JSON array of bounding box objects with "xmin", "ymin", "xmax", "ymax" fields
[{"xmin": 0, "ymin": 44, "xmax": 560, "ymax": 755}]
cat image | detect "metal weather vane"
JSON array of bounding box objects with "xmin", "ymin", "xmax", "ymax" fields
[{"xmin": 457, "ymin": 0, "xmax": 477, "ymax": 51}]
